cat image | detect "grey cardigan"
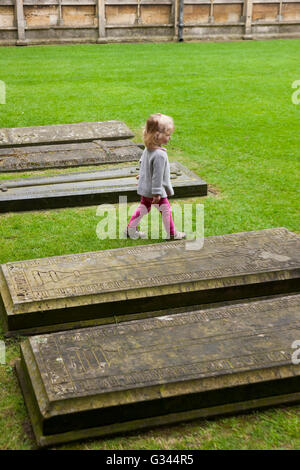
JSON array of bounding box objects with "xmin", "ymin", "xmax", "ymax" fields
[{"xmin": 137, "ymin": 147, "xmax": 174, "ymax": 198}]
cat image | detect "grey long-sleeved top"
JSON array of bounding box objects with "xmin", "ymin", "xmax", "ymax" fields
[{"xmin": 137, "ymin": 147, "xmax": 174, "ymax": 198}]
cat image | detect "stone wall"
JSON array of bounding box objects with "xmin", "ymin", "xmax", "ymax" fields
[{"xmin": 1, "ymin": 0, "xmax": 300, "ymax": 46}]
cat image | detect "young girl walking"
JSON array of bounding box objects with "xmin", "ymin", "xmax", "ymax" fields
[{"xmin": 125, "ymin": 113, "xmax": 186, "ymax": 240}]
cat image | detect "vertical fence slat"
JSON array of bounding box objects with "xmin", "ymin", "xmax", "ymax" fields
[
  {"xmin": 137, "ymin": 0, "xmax": 141, "ymax": 25},
  {"xmin": 172, "ymin": 0, "xmax": 177, "ymax": 40},
  {"xmin": 209, "ymin": 0, "xmax": 214, "ymax": 24},
  {"xmin": 97, "ymin": 0, "xmax": 107, "ymax": 43},
  {"xmin": 278, "ymin": 0, "xmax": 283, "ymax": 21},
  {"xmin": 243, "ymin": 0, "xmax": 253, "ymax": 39},
  {"xmin": 58, "ymin": 0, "xmax": 64, "ymax": 26},
  {"xmin": 15, "ymin": 0, "xmax": 27, "ymax": 45}
]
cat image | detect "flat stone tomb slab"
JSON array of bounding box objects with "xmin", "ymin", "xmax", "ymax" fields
[
  {"xmin": 0, "ymin": 121, "xmax": 134, "ymax": 148},
  {"xmin": 16, "ymin": 293, "xmax": 300, "ymax": 448},
  {"xmin": 1, "ymin": 227, "xmax": 300, "ymax": 336},
  {"xmin": 0, "ymin": 162, "xmax": 207, "ymax": 212},
  {"xmin": 0, "ymin": 140, "xmax": 143, "ymax": 172}
]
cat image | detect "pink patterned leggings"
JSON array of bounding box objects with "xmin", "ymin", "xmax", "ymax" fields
[{"xmin": 128, "ymin": 196, "xmax": 175, "ymax": 236}]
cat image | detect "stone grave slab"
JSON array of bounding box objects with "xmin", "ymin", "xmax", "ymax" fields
[
  {"xmin": 1, "ymin": 227, "xmax": 299, "ymax": 336},
  {"xmin": 0, "ymin": 162, "xmax": 207, "ymax": 212},
  {"xmin": 0, "ymin": 121, "xmax": 134, "ymax": 148},
  {"xmin": 0, "ymin": 140, "xmax": 143, "ymax": 172},
  {"xmin": 15, "ymin": 293, "xmax": 300, "ymax": 447}
]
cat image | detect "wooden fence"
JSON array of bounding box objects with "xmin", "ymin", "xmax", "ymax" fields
[{"xmin": 0, "ymin": 0, "xmax": 300, "ymax": 45}]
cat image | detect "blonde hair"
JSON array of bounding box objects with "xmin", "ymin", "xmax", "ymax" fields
[{"xmin": 143, "ymin": 113, "xmax": 174, "ymax": 150}]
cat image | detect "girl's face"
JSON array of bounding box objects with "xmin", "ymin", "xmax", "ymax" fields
[{"xmin": 159, "ymin": 129, "xmax": 173, "ymax": 146}]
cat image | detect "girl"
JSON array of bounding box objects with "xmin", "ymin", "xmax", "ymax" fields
[{"xmin": 125, "ymin": 113, "xmax": 186, "ymax": 240}]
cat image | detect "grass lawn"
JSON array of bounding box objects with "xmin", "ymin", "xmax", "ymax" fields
[{"xmin": 0, "ymin": 39, "xmax": 299, "ymax": 450}]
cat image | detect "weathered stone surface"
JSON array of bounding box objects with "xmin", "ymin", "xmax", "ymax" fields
[
  {"xmin": 0, "ymin": 121, "xmax": 134, "ymax": 148},
  {"xmin": 1, "ymin": 228, "xmax": 299, "ymax": 336},
  {"xmin": 0, "ymin": 161, "xmax": 207, "ymax": 212},
  {"xmin": 0, "ymin": 140, "xmax": 143, "ymax": 172},
  {"xmin": 16, "ymin": 293, "xmax": 300, "ymax": 447}
]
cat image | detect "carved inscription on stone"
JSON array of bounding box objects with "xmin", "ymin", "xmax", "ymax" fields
[
  {"xmin": 29, "ymin": 294, "xmax": 300, "ymax": 400},
  {"xmin": 0, "ymin": 161, "xmax": 206, "ymax": 212},
  {"xmin": 2, "ymin": 228, "xmax": 299, "ymax": 306}
]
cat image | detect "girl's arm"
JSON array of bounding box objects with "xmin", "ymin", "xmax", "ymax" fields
[{"xmin": 151, "ymin": 153, "xmax": 165, "ymax": 199}]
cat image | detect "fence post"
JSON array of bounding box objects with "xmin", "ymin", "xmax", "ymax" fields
[
  {"xmin": 15, "ymin": 0, "xmax": 27, "ymax": 45},
  {"xmin": 58, "ymin": 0, "xmax": 64, "ymax": 25},
  {"xmin": 136, "ymin": 0, "xmax": 142, "ymax": 24},
  {"xmin": 243, "ymin": 0, "xmax": 253, "ymax": 39},
  {"xmin": 209, "ymin": 0, "xmax": 214, "ymax": 23},
  {"xmin": 277, "ymin": 1, "xmax": 283, "ymax": 21},
  {"xmin": 172, "ymin": 0, "xmax": 178, "ymax": 40},
  {"xmin": 97, "ymin": 0, "xmax": 107, "ymax": 43}
]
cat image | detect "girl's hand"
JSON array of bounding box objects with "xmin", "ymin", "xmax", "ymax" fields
[{"xmin": 152, "ymin": 194, "xmax": 161, "ymax": 204}]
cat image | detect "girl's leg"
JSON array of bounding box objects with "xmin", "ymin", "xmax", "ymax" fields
[
  {"xmin": 128, "ymin": 196, "xmax": 152, "ymax": 230},
  {"xmin": 156, "ymin": 198, "xmax": 175, "ymax": 237}
]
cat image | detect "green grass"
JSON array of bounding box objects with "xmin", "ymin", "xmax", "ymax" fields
[{"xmin": 0, "ymin": 40, "xmax": 300, "ymax": 450}]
